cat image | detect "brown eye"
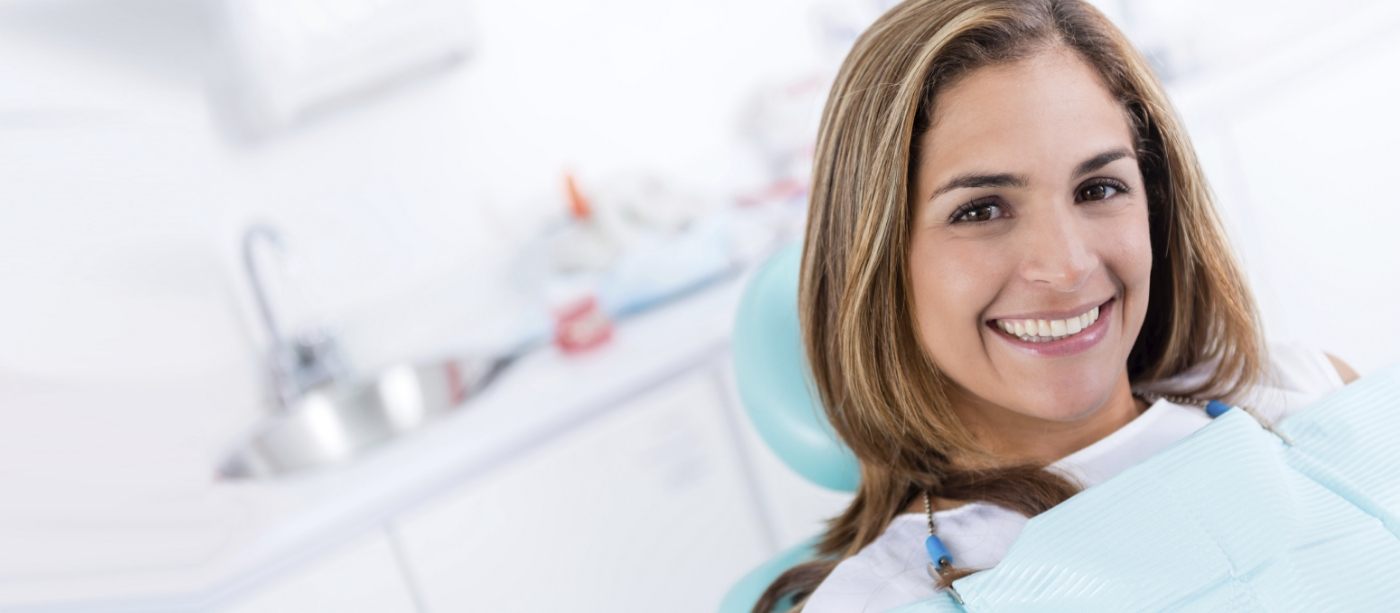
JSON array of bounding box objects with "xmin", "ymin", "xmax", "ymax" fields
[
  {"xmin": 950, "ymin": 200, "xmax": 1005, "ymax": 224},
  {"xmin": 1077, "ymin": 180, "xmax": 1127, "ymax": 202}
]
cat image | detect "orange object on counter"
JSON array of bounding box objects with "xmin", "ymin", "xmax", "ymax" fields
[{"xmin": 564, "ymin": 172, "xmax": 592, "ymax": 220}]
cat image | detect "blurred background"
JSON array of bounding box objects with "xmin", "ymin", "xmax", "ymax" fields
[{"xmin": 1, "ymin": 0, "xmax": 1397, "ymax": 610}]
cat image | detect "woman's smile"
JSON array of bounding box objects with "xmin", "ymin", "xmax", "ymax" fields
[{"xmin": 986, "ymin": 296, "xmax": 1116, "ymax": 357}]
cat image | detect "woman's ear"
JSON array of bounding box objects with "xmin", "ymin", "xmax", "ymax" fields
[{"xmin": 1325, "ymin": 352, "xmax": 1360, "ymax": 385}]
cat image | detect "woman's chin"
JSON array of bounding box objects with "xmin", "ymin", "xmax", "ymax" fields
[{"xmin": 1010, "ymin": 386, "xmax": 1115, "ymax": 423}]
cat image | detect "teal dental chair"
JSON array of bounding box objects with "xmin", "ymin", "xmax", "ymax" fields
[
  {"xmin": 719, "ymin": 243, "xmax": 860, "ymax": 613},
  {"xmin": 720, "ymin": 245, "xmax": 1400, "ymax": 613}
]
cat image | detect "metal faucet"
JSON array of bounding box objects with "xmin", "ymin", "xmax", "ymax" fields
[{"xmin": 242, "ymin": 224, "xmax": 348, "ymax": 409}]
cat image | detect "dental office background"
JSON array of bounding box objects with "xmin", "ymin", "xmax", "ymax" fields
[{"xmin": 1, "ymin": 0, "xmax": 1397, "ymax": 611}]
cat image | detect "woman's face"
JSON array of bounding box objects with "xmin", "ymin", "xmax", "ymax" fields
[{"xmin": 909, "ymin": 47, "xmax": 1152, "ymax": 451}]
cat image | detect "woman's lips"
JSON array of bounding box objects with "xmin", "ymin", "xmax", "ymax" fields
[{"xmin": 987, "ymin": 297, "xmax": 1114, "ymax": 358}]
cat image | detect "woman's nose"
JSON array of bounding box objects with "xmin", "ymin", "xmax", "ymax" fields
[{"xmin": 1019, "ymin": 205, "xmax": 1097, "ymax": 292}]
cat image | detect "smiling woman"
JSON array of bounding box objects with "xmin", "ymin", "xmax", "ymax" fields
[
  {"xmin": 908, "ymin": 47, "xmax": 1154, "ymax": 465},
  {"xmin": 752, "ymin": 1, "xmax": 1356, "ymax": 612}
]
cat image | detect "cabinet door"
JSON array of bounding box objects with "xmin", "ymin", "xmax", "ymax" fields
[
  {"xmin": 221, "ymin": 529, "xmax": 418, "ymax": 613},
  {"xmin": 393, "ymin": 369, "xmax": 771, "ymax": 612}
]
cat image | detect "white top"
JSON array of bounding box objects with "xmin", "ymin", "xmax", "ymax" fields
[{"xmin": 803, "ymin": 341, "xmax": 1348, "ymax": 613}]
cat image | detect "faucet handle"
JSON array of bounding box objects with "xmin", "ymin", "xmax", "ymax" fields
[
  {"xmin": 269, "ymin": 329, "xmax": 348, "ymax": 409},
  {"xmin": 243, "ymin": 223, "xmax": 349, "ymax": 409}
]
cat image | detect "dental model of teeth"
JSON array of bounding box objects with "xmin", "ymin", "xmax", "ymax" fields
[{"xmin": 995, "ymin": 305, "xmax": 1100, "ymax": 343}]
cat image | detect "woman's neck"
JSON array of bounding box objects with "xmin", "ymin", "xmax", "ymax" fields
[
  {"xmin": 953, "ymin": 376, "xmax": 1148, "ymax": 467},
  {"xmin": 904, "ymin": 376, "xmax": 1148, "ymax": 516}
]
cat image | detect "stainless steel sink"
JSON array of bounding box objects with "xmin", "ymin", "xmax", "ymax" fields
[
  {"xmin": 221, "ymin": 223, "xmax": 527, "ymax": 480},
  {"xmin": 218, "ymin": 354, "xmax": 513, "ymax": 480}
]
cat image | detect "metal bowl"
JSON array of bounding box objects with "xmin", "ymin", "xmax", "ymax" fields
[{"xmin": 218, "ymin": 355, "xmax": 511, "ymax": 480}]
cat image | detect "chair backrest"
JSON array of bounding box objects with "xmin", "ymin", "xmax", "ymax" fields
[
  {"xmin": 731, "ymin": 242, "xmax": 859, "ymax": 492},
  {"xmin": 722, "ymin": 242, "xmax": 859, "ymax": 613}
]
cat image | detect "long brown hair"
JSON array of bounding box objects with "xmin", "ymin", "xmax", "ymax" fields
[{"xmin": 755, "ymin": 0, "xmax": 1265, "ymax": 610}]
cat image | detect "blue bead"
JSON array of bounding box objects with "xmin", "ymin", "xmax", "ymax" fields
[
  {"xmin": 925, "ymin": 534, "xmax": 954, "ymax": 567},
  {"xmin": 1206, "ymin": 400, "xmax": 1231, "ymax": 419}
]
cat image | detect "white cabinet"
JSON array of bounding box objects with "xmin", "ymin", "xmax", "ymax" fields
[
  {"xmin": 220, "ymin": 530, "xmax": 418, "ymax": 613},
  {"xmin": 391, "ymin": 369, "xmax": 771, "ymax": 612}
]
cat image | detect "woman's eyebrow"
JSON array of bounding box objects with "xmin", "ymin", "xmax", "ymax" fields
[
  {"xmin": 930, "ymin": 172, "xmax": 1029, "ymax": 201},
  {"xmin": 1072, "ymin": 147, "xmax": 1135, "ymax": 179},
  {"xmin": 928, "ymin": 147, "xmax": 1137, "ymax": 202}
]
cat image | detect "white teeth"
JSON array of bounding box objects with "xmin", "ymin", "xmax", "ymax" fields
[{"xmin": 995, "ymin": 303, "xmax": 1103, "ymax": 343}]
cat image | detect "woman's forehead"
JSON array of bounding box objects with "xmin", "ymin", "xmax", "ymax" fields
[{"xmin": 918, "ymin": 47, "xmax": 1136, "ymax": 181}]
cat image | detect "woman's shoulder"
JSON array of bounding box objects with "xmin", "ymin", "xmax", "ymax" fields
[
  {"xmin": 1244, "ymin": 340, "xmax": 1350, "ymax": 423},
  {"xmin": 1262, "ymin": 340, "xmax": 1349, "ymax": 391},
  {"xmin": 804, "ymin": 505, "xmax": 1028, "ymax": 612},
  {"xmin": 1149, "ymin": 340, "xmax": 1350, "ymax": 424},
  {"xmin": 803, "ymin": 516, "xmax": 934, "ymax": 613}
]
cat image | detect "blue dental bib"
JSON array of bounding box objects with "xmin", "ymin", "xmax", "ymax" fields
[{"xmin": 896, "ymin": 364, "xmax": 1400, "ymax": 612}]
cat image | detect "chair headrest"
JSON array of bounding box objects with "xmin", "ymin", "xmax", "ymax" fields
[{"xmin": 732, "ymin": 243, "xmax": 859, "ymax": 492}]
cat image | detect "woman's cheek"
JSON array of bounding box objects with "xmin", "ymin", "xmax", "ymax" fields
[
  {"xmin": 1109, "ymin": 204, "xmax": 1154, "ymax": 342},
  {"xmin": 909, "ymin": 241, "xmax": 987, "ymax": 353},
  {"xmin": 1125, "ymin": 205, "xmax": 1154, "ymax": 284},
  {"xmin": 1098, "ymin": 202, "xmax": 1152, "ymax": 282}
]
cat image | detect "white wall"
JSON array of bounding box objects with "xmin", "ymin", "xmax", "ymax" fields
[{"xmin": 1157, "ymin": 0, "xmax": 1400, "ymax": 373}]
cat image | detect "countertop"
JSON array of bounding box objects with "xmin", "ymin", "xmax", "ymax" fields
[{"xmin": 0, "ymin": 272, "xmax": 748, "ymax": 611}]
